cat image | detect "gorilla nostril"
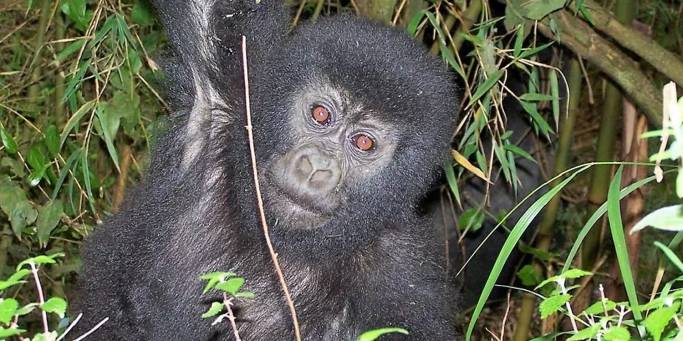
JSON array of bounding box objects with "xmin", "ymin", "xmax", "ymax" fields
[
  {"xmin": 296, "ymin": 155, "xmax": 313, "ymax": 175},
  {"xmin": 309, "ymin": 169, "xmax": 334, "ymax": 186}
]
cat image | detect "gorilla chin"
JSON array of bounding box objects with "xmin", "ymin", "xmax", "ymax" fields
[{"xmin": 264, "ymin": 175, "xmax": 336, "ymax": 231}]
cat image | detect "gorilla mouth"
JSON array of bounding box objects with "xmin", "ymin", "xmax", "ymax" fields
[{"xmin": 264, "ymin": 178, "xmax": 332, "ymax": 230}]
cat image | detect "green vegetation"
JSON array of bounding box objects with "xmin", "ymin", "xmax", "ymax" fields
[{"xmin": 1, "ymin": 0, "xmax": 682, "ymax": 340}]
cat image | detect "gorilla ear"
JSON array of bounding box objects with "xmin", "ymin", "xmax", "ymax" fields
[{"xmin": 152, "ymin": 0, "xmax": 289, "ymax": 169}]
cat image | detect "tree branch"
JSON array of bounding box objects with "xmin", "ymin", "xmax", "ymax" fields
[
  {"xmin": 539, "ymin": 11, "xmax": 663, "ymax": 127},
  {"xmin": 572, "ymin": 0, "xmax": 683, "ymax": 88}
]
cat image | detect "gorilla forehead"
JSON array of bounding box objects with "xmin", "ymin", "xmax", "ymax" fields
[{"xmin": 258, "ymin": 15, "xmax": 458, "ymax": 129}]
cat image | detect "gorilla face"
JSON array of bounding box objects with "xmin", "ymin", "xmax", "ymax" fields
[
  {"xmin": 264, "ymin": 81, "xmax": 398, "ymax": 229},
  {"xmin": 244, "ymin": 16, "xmax": 458, "ymax": 234}
]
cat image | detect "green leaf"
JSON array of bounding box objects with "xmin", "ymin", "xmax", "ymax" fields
[
  {"xmin": 0, "ymin": 126, "xmax": 17, "ymax": 154},
  {"xmin": 465, "ymin": 164, "xmax": 592, "ymax": 341},
  {"xmin": 0, "ymin": 327, "xmax": 25, "ymax": 338},
  {"xmin": 357, "ymin": 328, "xmax": 409, "ymax": 341},
  {"xmin": 458, "ymin": 208, "xmax": 485, "ymax": 233},
  {"xmin": 17, "ymin": 253, "xmax": 64, "ymax": 270},
  {"xmin": 603, "ymin": 326, "xmax": 630, "ymax": 341},
  {"xmin": 654, "ymin": 241, "xmax": 683, "ymax": 273},
  {"xmin": 131, "ymin": 0, "xmax": 155, "ymax": 26},
  {"xmin": 549, "ymin": 70, "xmax": 560, "ymax": 130},
  {"xmin": 44, "ymin": 125, "xmax": 60, "ymax": 157},
  {"xmin": 539, "ymin": 294, "xmax": 570, "ymax": 319},
  {"xmin": 519, "ymin": 93, "xmax": 555, "ymax": 102},
  {"xmin": 201, "ymin": 302, "xmax": 224, "ymax": 319},
  {"xmin": 562, "ymin": 175, "xmax": 660, "ymax": 273},
  {"xmin": 516, "ymin": 264, "xmax": 543, "ymax": 286},
  {"xmin": 470, "ymin": 70, "xmax": 503, "ymax": 104},
  {"xmin": 41, "ymin": 297, "xmax": 67, "ymax": 318},
  {"xmin": 200, "ymin": 272, "xmax": 235, "ymax": 294},
  {"xmin": 60, "ymin": 0, "xmax": 92, "ymax": 32},
  {"xmin": 508, "ymin": 0, "xmax": 567, "ymax": 20},
  {"xmin": 0, "ymin": 269, "xmax": 30, "ymax": 291},
  {"xmin": 234, "ymin": 291, "xmax": 255, "ymax": 299},
  {"xmin": 59, "ymin": 100, "xmax": 96, "ymax": 150},
  {"xmin": 32, "ymin": 331, "xmax": 58, "ymax": 341},
  {"xmin": 644, "ymin": 303, "xmax": 679, "ymax": 341},
  {"xmin": 405, "ymin": 10, "xmax": 426, "ymax": 36},
  {"xmin": 0, "ymin": 298, "xmax": 19, "ymax": 324},
  {"xmin": 606, "ymin": 166, "xmax": 642, "ymax": 322},
  {"xmin": 567, "ymin": 324, "xmax": 599, "ymax": 341},
  {"xmin": 15, "ymin": 303, "xmax": 38, "ymax": 316},
  {"xmin": 631, "ymin": 205, "xmax": 683, "ymax": 233},
  {"xmin": 56, "ymin": 39, "xmax": 86, "ymax": 63},
  {"xmin": 562, "ymin": 268, "xmax": 592, "ymax": 280},
  {"xmin": 0, "ymin": 178, "xmax": 37, "ymax": 235},
  {"xmin": 216, "ymin": 277, "xmax": 245, "ymax": 296},
  {"xmin": 582, "ymin": 299, "xmax": 616, "ymax": 315},
  {"xmin": 36, "ymin": 200, "xmax": 64, "ymax": 246},
  {"xmin": 443, "ymin": 160, "xmax": 461, "ymax": 207}
]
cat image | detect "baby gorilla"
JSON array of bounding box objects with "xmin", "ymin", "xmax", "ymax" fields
[{"xmin": 76, "ymin": 0, "xmax": 460, "ymax": 340}]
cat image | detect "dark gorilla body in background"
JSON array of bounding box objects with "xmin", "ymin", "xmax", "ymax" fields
[{"xmin": 76, "ymin": 0, "xmax": 460, "ymax": 340}]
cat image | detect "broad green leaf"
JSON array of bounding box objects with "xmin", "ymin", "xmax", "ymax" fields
[
  {"xmin": 61, "ymin": 0, "xmax": 92, "ymax": 32},
  {"xmin": 0, "ymin": 298, "xmax": 18, "ymax": 324},
  {"xmin": 0, "ymin": 126, "xmax": 17, "ymax": 154},
  {"xmin": 516, "ymin": 264, "xmax": 543, "ymax": 286},
  {"xmin": 632, "ymin": 205, "xmax": 683, "ymax": 233},
  {"xmin": 201, "ymin": 302, "xmax": 224, "ymax": 319},
  {"xmin": 562, "ymin": 269, "xmax": 592, "ymax": 280},
  {"xmin": 216, "ymin": 277, "xmax": 245, "ymax": 296},
  {"xmin": 508, "ymin": 0, "xmax": 567, "ymax": 20},
  {"xmin": 458, "ymin": 208, "xmax": 485, "ymax": 233},
  {"xmin": 0, "ymin": 327, "xmax": 24, "ymax": 338},
  {"xmin": 131, "ymin": 0, "xmax": 155, "ymax": 26},
  {"xmin": 200, "ymin": 272, "xmax": 235, "ymax": 294},
  {"xmin": 44, "ymin": 125, "xmax": 60, "ymax": 157},
  {"xmin": 567, "ymin": 324, "xmax": 599, "ymax": 341},
  {"xmin": 539, "ymin": 294, "xmax": 570, "ymax": 319},
  {"xmin": 41, "ymin": 297, "xmax": 67, "ymax": 318},
  {"xmin": 357, "ymin": 328, "xmax": 409, "ymax": 341},
  {"xmin": 36, "ymin": 200, "xmax": 64, "ymax": 246},
  {"xmin": 644, "ymin": 303, "xmax": 679, "ymax": 341},
  {"xmin": 582, "ymin": 299, "xmax": 616, "ymax": 315},
  {"xmin": 603, "ymin": 326, "xmax": 630, "ymax": 341}
]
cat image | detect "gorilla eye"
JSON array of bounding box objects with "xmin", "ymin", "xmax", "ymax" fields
[
  {"xmin": 352, "ymin": 133, "xmax": 375, "ymax": 152},
  {"xmin": 311, "ymin": 105, "xmax": 332, "ymax": 125}
]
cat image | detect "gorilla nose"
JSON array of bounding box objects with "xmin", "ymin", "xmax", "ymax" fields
[{"xmin": 290, "ymin": 146, "xmax": 341, "ymax": 195}]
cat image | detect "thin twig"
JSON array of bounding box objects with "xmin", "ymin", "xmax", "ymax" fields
[
  {"xmin": 72, "ymin": 317, "xmax": 109, "ymax": 341},
  {"xmin": 223, "ymin": 294, "xmax": 242, "ymax": 341},
  {"xmin": 241, "ymin": 35, "xmax": 302, "ymax": 341},
  {"xmin": 29, "ymin": 263, "xmax": 49, "ymax": 333}
]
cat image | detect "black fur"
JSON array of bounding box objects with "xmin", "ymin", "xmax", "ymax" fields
[{"xmin": 76, "ymin": 1, "xmax": 460, "ymax": 339}]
